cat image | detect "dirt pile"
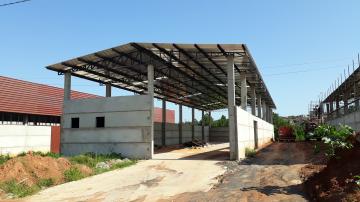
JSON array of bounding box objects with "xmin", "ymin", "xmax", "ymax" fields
[
  {"xmin": 0, "ymin": 154, "xmax": 72, "ymax": 186},
  {"xmin": 304, "ymin": 143, "xmax": 360, "ymax": 201}
]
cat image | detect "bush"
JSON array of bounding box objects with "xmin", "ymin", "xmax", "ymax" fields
[
  {"xmin": 0, "ymin": 180, "xmax": 37, "ymax": 198},
  {"xmin": 294, "ymin": 125, "xmax": 306, "ymax": 141},
  {"xmin": 245, "ymin": 148, "xmax": 256, "ymax": 158},
  {"xmin": 0, "ymin": 154, "xmax": 11, "ymax": 165},
  {"xmin": 64, "ymin": 167, "xmax": 85, "ymax": 182},
  {"xmin": 312, "ymin": 124, "xmax": 354, "ymax": 157},
  {"xmin": 322, "ymin": 124, "xmax": 353, "ymax": 156}
]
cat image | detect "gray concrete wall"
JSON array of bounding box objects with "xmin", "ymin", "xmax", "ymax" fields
[
  {"xmin": 326, "ymin": 110, "xmax": 360, "ymax": 131},
  {"xmin": 236, "ymin": 107, "xmax": 274, "ymax": 158},
  {"xmin": 154, "ymin": 123, "xmax": 209, "ymax": 146},
  {"xmin": 209, "ymin": 127, "xmax": 229, "ymax": 142},
  {"xmin": 0, "ymin": 125, "xmax": 51, "ymax": 155},
  {"xmin": 61, "ymin": 95, "xmax": 153, "ymax": 159}
]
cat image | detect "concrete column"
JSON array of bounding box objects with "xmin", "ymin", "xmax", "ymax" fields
[
  {"xmin": 227, "ymin": 55, "xmax": 238, "ymax": 160},
  {"xmin": 240, "ymin": 74, "xmax": 247, "ymax": 110},
  {"xmin": 329, "ymin": 101, "xmax": 334, "ymax": 112},
  {"xmin": 251, "ymin": 86, "xmax": 256, "ymax": 116},
  {"xmin": 147, "ymin": 64, "xmax": 154, "ymax": 158},
  {"xmin": 191, "ymin": 107, "xmax": 195, "ymax": 140},
  {"xmin": 105, "ymin": 70, "xmax": 111, "ymax": 97},
  {"xmin": 201, "ymin": 110, "xmax": 205, "ymax": 141},
  {"xmin": 162, "ymin": 100, "xmax": 166, "ymax": 146},
  {"xmin": 262, "ymin": 101, "xmax": 267, "ymax": 121},
  {"xmin": 326, "ymin": 103, "xmax": 330, "ymax": 114},
  {"xmin": 209, "ymin": 111, "xmax": 212, "ymax": 128},
  {"xmin": 179, "ymin": 104, "xmax": 183, "ymax": 144},
  {"xmin": 344, "ymin": 94, "xmax": 349, "ymax": 114},
  {"xmin": 336, "ymin": 99, "xmax": 340, "ymax": 117},
  {"xmin": 64, "ymin": 71, "xmax": 71, "ymax": 101},
  {"xmin": 354, "ymin": 84, "xmax": 360, "ymax": 110},
  {"xmin": 269, "ymin": 108, "xmax": 273, "ymax": 124},
  {"xmin": 105, "ymin": 84, "xmax": 111, "ymax": 97},
  {"xmin": 257, "ymin": 95, "xmax": 262, "ymax": 118}
]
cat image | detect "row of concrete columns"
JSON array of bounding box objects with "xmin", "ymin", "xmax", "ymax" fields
[
  {"xmin": 160, "ymin": 102, "xmax": 208, "ymax": 146},
  {"xmin": 226, "ymin": 55, "xmax": 273, "ymax": 160}
]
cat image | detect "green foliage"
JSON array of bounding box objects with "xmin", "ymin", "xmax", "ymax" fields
[
  {"xmin": 36, "ymin": 178, "xmax": 54, "ymax": 187},
  {"xmin": 0, "ymin": 154, "xmax": 11, "ymax": 165},
  {"xmin": 354, "ymin": 175, "xmax": 360, "ymax": 186},
  {"xmin": 64, "ymin": 167, "xmax": 85, "ymax": 182},
  {"xmin": 211, "ymin": 115, "xmax": 229, "ymax": 127},
  {"xmin": 322, "ymin": 124, "xmax": 353, "ymax": 156},
  {"xmin": 69, "ymin": 152, "xmax": 122, "ymax": 168},
  {"xmin": 16, "ymin": 152, "xmax": 27, "ymax": 157},
  {"xmin": 293, "ymin": 124, "xmax": 306, "ymax": 141},
  {"xmin": 94, "ymin": 160, "xmax": 137, "ymax": 174},
  {"xmin": 273, "ymin": 113, "xmax": 290, "ymax": 140},
  {"xmin": 311, "ymin": 124, "xmax": 353, "ymax": 157},
  {"xmin": 198, "ymin": 113, "xmax": 214, "ymax": 126},
  {"xmin": 245, "ymin": 147, "xmax": 256, "ymax": 158},
  {"xmin": 0, "ymin": 180, "xmax": 38, "ymax": 198}
]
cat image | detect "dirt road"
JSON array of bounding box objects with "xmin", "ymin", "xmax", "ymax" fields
[
  {"xmin": 165, "ymin": 142, "xmax": 317, "ymax": 202},
  {"xmin": 18, "ymin": 143, "xmax": 229, "ymax": 202},
  {"xmin": 16, "ymin": 142, "xmax": 318, "ymax": 202}
]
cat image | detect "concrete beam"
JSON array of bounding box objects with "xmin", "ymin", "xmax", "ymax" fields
[
  {"xmin": 251, "ymin": 86, "xmax": 256, "ymax": 116},
  {"xmin": 179, "ymin": 104, "xmax": 183, "ymax": 144},
  {"xmin": 227, "ymin": 55, "xmax": 238, "ymax": 160},
  {"xmin": 64, "ymin": 71, "xmax": 71, "ymax": 101},
  {"xmin": 147, "ymin": 64, "xmax": 154, "ymax": 158}
]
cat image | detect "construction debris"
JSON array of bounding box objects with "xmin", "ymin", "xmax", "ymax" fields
[{"xmin": 183, "ymin": 138, "xmax": 208, "ymax": 148}]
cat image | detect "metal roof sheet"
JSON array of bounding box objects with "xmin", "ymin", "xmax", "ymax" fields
[{"xmin": 47, "ymin": 42, "xmax": 276, "ymax": 110}]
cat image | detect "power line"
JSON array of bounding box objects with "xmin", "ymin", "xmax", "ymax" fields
[
  {"xmin": 0, "ymin": 0, "xmax": 31, "ymax": 7},
  {"xmin": 263, "ymin": 56, "xmax": 351, "ymax": 69},
  {"xmin": 263, "ymin": 64, "xmax": 345, "ymax": 77}
]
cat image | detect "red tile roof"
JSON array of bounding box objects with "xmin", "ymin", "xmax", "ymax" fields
[
  {"xmin": 0, "ymin": 76, "xmax": 176, "ymax": 123},
  {"xmin": 0, "ymin": 76, "xmax": 99, "ymax": 116}
]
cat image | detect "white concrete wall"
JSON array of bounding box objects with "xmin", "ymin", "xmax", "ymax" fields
[
  {"xmin": 62, "ymin": 95, "xmax": 153, "ymax": 159},
  {"xmin": 209, "ymin": 127, "xmax": 229, "ymax": 142},
  {"xmin": 327, "ymin": 110, "xmax": 360, "ymax": 131},
  {"xmin": 236, "ymin": 107, "xmax": 274, "ymax": 158},
  {"xmin": 0, "ymin": 125, "xmax": 51, "ymax": 155},
  {"xmin": 154, "ymin": 123, "xmax": 209, "ymax": 146}
]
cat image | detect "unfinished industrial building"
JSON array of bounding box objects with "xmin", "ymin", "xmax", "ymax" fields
[
  {"xmin": 317, "ymin": 57, "xmax": 360, "ymax": 130},
  {"xmin": 46, "ymin": 43, "xmax": 276, "ymax": 160}
]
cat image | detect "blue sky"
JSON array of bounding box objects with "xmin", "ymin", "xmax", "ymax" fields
[{"xmin": 1, "ymin": 0, "xmax": 360, "ymax": 121}]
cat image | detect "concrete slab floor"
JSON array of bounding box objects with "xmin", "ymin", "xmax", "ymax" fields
[{"xmin": 17, "ymin": 143, "xmax": 229, "ymax": 202}]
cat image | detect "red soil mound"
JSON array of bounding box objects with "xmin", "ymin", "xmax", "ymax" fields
[
  {"xmin": 0, "ymin": 154, "xmax": 72, "ymax": 186},
  {"xmin": 304, "ymin": 143, "xmax": 360, "ymax": 201}
]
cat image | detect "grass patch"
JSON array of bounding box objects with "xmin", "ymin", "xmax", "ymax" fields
[
  {"xmin": 245, "ymin": 147, "xmax": 257, "ymax": 158},
  {"xmin": 36, "ymin": 178, "xmax": 54, "ymax": 187},
  {"xmin": 64, "ymin": 167, "xmax": 85, "ymax": 182},
  {"xmin": 0, "ymin": 180, "xmax": 38, "ymax": 198},
  {"xmin": 0, "ymin": 154, "xmax": 11, "ymax": 165},
  {"xmin": 94, "ymin": 159, "xmax": 137, "ymax": 174},
  {"xmin": 69, "ymin": 152, "xmax": 122, "ymax": 168}
]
